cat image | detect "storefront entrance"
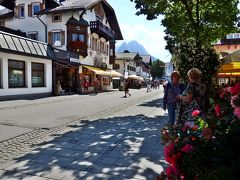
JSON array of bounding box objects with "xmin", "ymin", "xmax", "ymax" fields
[{"xmin": 53, "ymin": 63, "xmax": 79, "ymax": 94}]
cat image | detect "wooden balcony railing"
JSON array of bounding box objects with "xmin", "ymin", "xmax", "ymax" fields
[
  {"xmin": 90, "ymin": 21, "xmax": 114, "ymax": 41},
  {"xmin": 67, "ymin": 41, "xmax": 88, "ymax": 57}
]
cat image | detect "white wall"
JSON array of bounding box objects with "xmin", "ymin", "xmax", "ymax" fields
[
  {"xmin": 5, "ymin": 0, "xmax": 46, "ymax": 42},
  {"xmin": 0, "ymin": 52, "xmax": 52, "ymax": 96}
]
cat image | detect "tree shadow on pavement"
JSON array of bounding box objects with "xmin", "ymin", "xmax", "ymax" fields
[
  {"xmin": 0, "ymin": 114, "xmax": 168, "ymax": 180},
  {"xmin": 138, "ymin": 98, "xmax": 164, "ymax": 108}
]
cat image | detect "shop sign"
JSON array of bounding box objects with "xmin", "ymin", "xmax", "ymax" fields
[
  {"xmin": 70, "ymin": 58, "xmax": 80, "ymax": 63},
  {"xmin": 101, "ymin": 62, "xmax": 108, "ymax": 70}
]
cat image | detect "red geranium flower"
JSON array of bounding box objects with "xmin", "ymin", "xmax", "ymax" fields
[{"xmin": 192, "ymin": 110, "xmax": 200, "ymax": 117}]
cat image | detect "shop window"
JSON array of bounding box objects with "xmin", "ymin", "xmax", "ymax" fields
[
  {"xmin": 113, "ymin": 64, "xmax": 120, "ymax": 69},
  {"xmin": 32, "ymin": 62, "xmax": 44, "ymax": 87},
  {"xmin": 102, "ymin": 77, "xmax": 110, "ymax": 85},
  {"xmin": 52, "ymin": 14, "xmax": 62, "ymax": 22},
  {"xmin": 8, "ymin": 60, "xmax": 25, "ymax": 88},
  {"xmin": 28, "ymin": 31, "xmax": 38, "ymax": 40}
]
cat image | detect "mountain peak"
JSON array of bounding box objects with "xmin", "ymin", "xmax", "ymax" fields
[{"xmin": 117, "ymin": 40, "xmax": 157, "ymax": 60}]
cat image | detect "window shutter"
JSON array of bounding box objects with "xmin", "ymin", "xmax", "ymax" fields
[
  {"xmin": 28, "ymin": 4, "xmax": 32, "ymax": 17},
  {"xmin": 48, "ymin": 32, "xmax": 53, "ymax": 45},
  {"xmin": 40, "ymin": 3, "xmax": 44, "ymax": 10},
  {"xmin": 61, "ymin": 31, "xmax": 65, "ymax": 46},
  {"xmin": 14, "ymin": 5, "xmax": 19, "ymax": 18}
]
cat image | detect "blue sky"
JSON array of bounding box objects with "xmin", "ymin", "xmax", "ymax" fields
[{"xmin": 107, "ymin": 0, "xmax": 171, "ymax": 62}]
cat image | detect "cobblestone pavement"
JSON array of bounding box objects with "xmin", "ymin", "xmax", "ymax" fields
[{"xmin": 0, "ymin": 91, "xmax": 168, "ymax": 180}]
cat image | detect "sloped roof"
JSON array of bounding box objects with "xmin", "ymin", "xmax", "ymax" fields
[
  {"xmin": 36, "ymin": 0, "xmax": 123, "ymax": 40},
  {"xmin": 115, "ymin": 52, "xmax": 140, "ymax": 60},
  {"xmin": 142, "ymin": 61, "xmax": 151, "ymax": 69},
  {"xmin": 141, "ymin": 55, "xmax": 152, "ymax": 64},
  {"xmin": 0, "ymin": 30, "xmax": 50, "ymax": 59}
]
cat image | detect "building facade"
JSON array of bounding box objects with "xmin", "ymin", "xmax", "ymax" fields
[
  {"xmin": 0, "ymin": 0, "xmax": 123, "ymax": 93},
  {"xmin": 0, "ymin": 30, "xmax": 52, "ymax": 97}
]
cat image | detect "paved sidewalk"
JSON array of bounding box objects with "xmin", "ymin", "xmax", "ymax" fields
[{"xmin": 0, "ymin": 90, "xmax": 168, "ymax": 180}]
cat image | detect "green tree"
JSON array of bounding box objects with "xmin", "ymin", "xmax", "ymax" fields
[
  {"xmin": 130, "ymin": 0, "xmax": 239, "ymax": 47},
  {"xmin": 130, "ymin": 0, "xmax": 239, "ymax": 89},
  {"xmin": 151, "ymin": 59, "xmax": 165, "ymax": 80}
]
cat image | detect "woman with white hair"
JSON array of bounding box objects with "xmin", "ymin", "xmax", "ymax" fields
[{"xmin": 177, "ymin": 68, "xmax": 207, "ymax": 127}]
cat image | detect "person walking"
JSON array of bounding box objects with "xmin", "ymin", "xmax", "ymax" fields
[
  {"xmin": 146, "ymin": 81, "xmax": 151, "ymax": 92},
  {"xmin": 93, "ymin": 78, "xmax": 99, "ymax": 95},
  {"xmin": 163, "ymin": 71, "xmax": 185, "ymax": 126},
  {"xmin": 176, "ymin": 68, "xmax": 207, "ymax": 127},
  {"xmin": 124, "ymin": 80, "xmax": 131, "ymax": 97}
]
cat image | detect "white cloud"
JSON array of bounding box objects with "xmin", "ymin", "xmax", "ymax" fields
[{"xmin": 117, "ymin": 23, "xmax": 171, "ymax": 62}]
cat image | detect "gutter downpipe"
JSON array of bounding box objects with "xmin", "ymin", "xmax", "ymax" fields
[
  {"xmin": 37, "ymin": 15, "xmax": 47, "ymax": 43},
  {"xmin": 37, "ymin": 14, "xmax": 55, "ymax": 94}
]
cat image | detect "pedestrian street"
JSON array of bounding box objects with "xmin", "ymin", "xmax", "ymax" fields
[{"xmin": 0, "ymin": 89, "xmax": 168, "ymax": 179}]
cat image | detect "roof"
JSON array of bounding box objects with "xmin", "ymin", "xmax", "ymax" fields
[
  {"xmin": 0, "ymin": 30, "xmax": 50, "ymax": 59},
  {"xmin": 0, "ymin": 0, "xmax": 15, "ymax": 10},
  {"xmin": 142, "ymin": 61, "xmax": 151, "ymax": 69},
  {"xmin": 115, "ymin": 52, "xmax": 140, "ymax": 60},
  {"xmin": 36, "ymin": 0, "xmax": 123, "ymax": 40},
  {"xmin": 0, "ymin": 8, "xmax": 14, "ymax": 19},
  {"xmin": 141, "ymin": 55, "xmax": 152, "ymax": 64}
]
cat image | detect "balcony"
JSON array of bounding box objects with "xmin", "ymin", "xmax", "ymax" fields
[
  {"xmin": 220, "ymin": 38, "xmax": 240, "ymax": 45},
  {"xmin": 90, "ymin": 21, "xmax": 114, "ymax": 41},
  {"xmin": 67, "ymin": 41, "xmax": 88, "ymax": 57}
]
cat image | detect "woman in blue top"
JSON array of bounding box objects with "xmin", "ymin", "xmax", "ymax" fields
[{"xmin": 163, "ymin": 71, "xmax": 185, "ymax": 126}]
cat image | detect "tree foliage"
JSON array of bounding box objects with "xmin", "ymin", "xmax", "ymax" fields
[
  {"xmin": 151, "ymin": 59, "xmax": 165, "ymax": 80},
  {"xmin": 130, "ymin": 0, "xmax": 239, "ymax": 47}
]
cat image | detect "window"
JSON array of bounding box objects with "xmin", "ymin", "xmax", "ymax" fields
[
  {"xmin": 72, "ymin": 33, "xmax": 84, "ymax": 42},
  {"xmin": 28, "ymin": 31, "xmax": 38, "ymax": 40},
  {"xmin": 8, "ymin": 60, "xmax": 25, "ymax": 88},
  {"xmin": 52, "ymin": 14, "xmax": 62, "ymax": 22},
  {"xmin": 53, "ymin": 31, "xmax": 61, "ymax": 46},
  {"xmin": 19, "ymin": 4, "xmax": 25, "ymax": 18},
  {"xmin": 234, "ymin": 33, "xmax": 240, "ymax": 39},
  {"xmin": 88, "ymin": 36, "xmax": 92, "ymax": 49},
  {"xmin": 226, "ymin": 34, "xmax": 234, "ymax": 39},
  {"xmin": 32, "ymin": 3, "xmax": 40, "ymax": 16},
  {"xmin": 32, "ymin": 62, "xmax": 44, "ymax": 87},
  {"xmin": 0, "ymin": 20, "xmax": 5, "ymax": 26}
]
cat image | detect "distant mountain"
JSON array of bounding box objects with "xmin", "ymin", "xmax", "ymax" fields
[{"xmin": 117, "ymin": 40, "xmax": 157, "ymax": 60}]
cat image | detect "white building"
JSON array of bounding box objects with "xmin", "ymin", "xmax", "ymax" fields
[
  {"xmin": 0, "ymin": 0, "xmax": 123, "ymax": 92},
  {"xmin": 0, "ymin": 30, "xmax": 52, "ymax": 97},
  {"xmin": 136, "ymin": 55, "xmax": 151, "ymax": 80}
]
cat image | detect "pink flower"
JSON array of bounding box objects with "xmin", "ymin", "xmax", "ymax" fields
[
  {"xmin": 231, "ymin": 95, "xmax": 238, "ymax": 108},
  {"xmin": 192, "ymin": 110, "xmax": 200, "ymax": 117},
  {"xmin": 230, "ymin": 82, "xmax": 240, "ymax": 95},
  {"xmin": 181, "ymin": 144, "xmax": 194, "ymax": 153},
  {"xmin": 214, "ymin": 104, "xmax": 221, "ymax": 116},
  {"xmin": 234, "ymin": 107, "xmax": 240, "ymax": 118}
]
